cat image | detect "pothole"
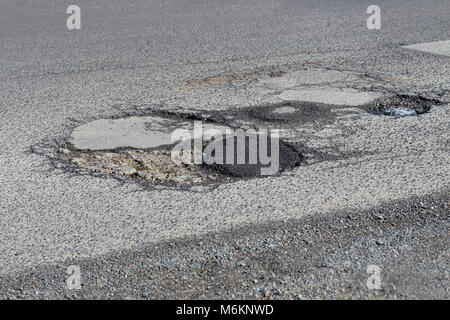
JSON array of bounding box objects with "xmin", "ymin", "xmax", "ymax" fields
[
  {"xmin": 365, "ymin": 95, "xmax": 437, "ymax": 117},
  {"xmin": 201, "ymin": 133, "xmax": 303, "ymax": 178},
  {"xmin": 61, "ymin": 114, "xmax": 304, "ymax": 187}
]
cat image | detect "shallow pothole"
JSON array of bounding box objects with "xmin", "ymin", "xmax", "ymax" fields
[
  {"xmin": 239, "ymin": 101, "xmax": 335, "ymax": 125},
  {"xmin": 365, "ymin": 95, "xmax": 437, "ymax": 117}
]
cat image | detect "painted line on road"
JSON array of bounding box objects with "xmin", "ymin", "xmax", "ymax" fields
[{"xmin": 402, "ymin": 40, "xmax": 450, "ymax": 57}]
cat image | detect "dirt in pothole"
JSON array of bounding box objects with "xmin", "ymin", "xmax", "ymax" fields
[{"xmin": 59, "ymin": 147, "xmax": 227, "ymax": 186}]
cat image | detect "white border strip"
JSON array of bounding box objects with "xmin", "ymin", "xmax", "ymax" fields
[{"xmin": 403, "ymin": 40, "xmax": 450, "ymax": 57}]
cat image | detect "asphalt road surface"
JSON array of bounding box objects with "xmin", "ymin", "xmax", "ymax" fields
[{"xmin": 0, "ymin": 0, "xmax": 448, "ymax": 299}]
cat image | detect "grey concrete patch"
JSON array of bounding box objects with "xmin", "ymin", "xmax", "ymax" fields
[
  {"xmin": 272, "ymin": 106, "xmax": 297, "ymax": 114},
  {"xmin": 403, "ymin": 40, "xmax": 450, "ymax": 57},
  {"xmin": 70, "ymin": 116, "xmax": 191, "ymax": 151},
  {"xmin": 70, "ymin": 116, "xmax": 231, "ymax": 151},
  {"xmin": 278, "ymin": 87, "xmax": 383, "ymax": 106},
  {"xmin": 259, "ymin": 68, "xmax": 361, "ymax": 89}
]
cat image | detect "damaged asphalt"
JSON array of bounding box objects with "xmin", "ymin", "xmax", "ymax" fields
[{"xmin": 0, "ymin": 0, "xmax": 449, "ymax": 299}]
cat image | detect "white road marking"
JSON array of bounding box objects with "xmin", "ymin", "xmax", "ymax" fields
[{"xmin": 403, "ymin": 40, "xmax": 450, "ymax": 57}]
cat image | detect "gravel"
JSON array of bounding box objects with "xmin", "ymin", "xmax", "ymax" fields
[
  {"xmin": 0, "ymin": 192, "xmax": 448, "ymax": 300},
  {"xmin": 60, "ymin": 147, "xmax": 225, "ymax": 186}
]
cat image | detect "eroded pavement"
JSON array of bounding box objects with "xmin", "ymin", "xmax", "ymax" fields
[
  {"xmin": 55, "ymin": 67, "xmax": 447, "ymax": 192},
  {"xmin": 0, "ymin": 0, "xmax": 449, "ymax": 300},
  {"xmin": 0, "ymin": 59, "xmax": 448, "ymax": 280}
]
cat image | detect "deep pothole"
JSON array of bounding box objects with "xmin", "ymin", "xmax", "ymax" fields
[{"xmin": 365, "ymin": 95, "xmax": 437, "ymax": 117}]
